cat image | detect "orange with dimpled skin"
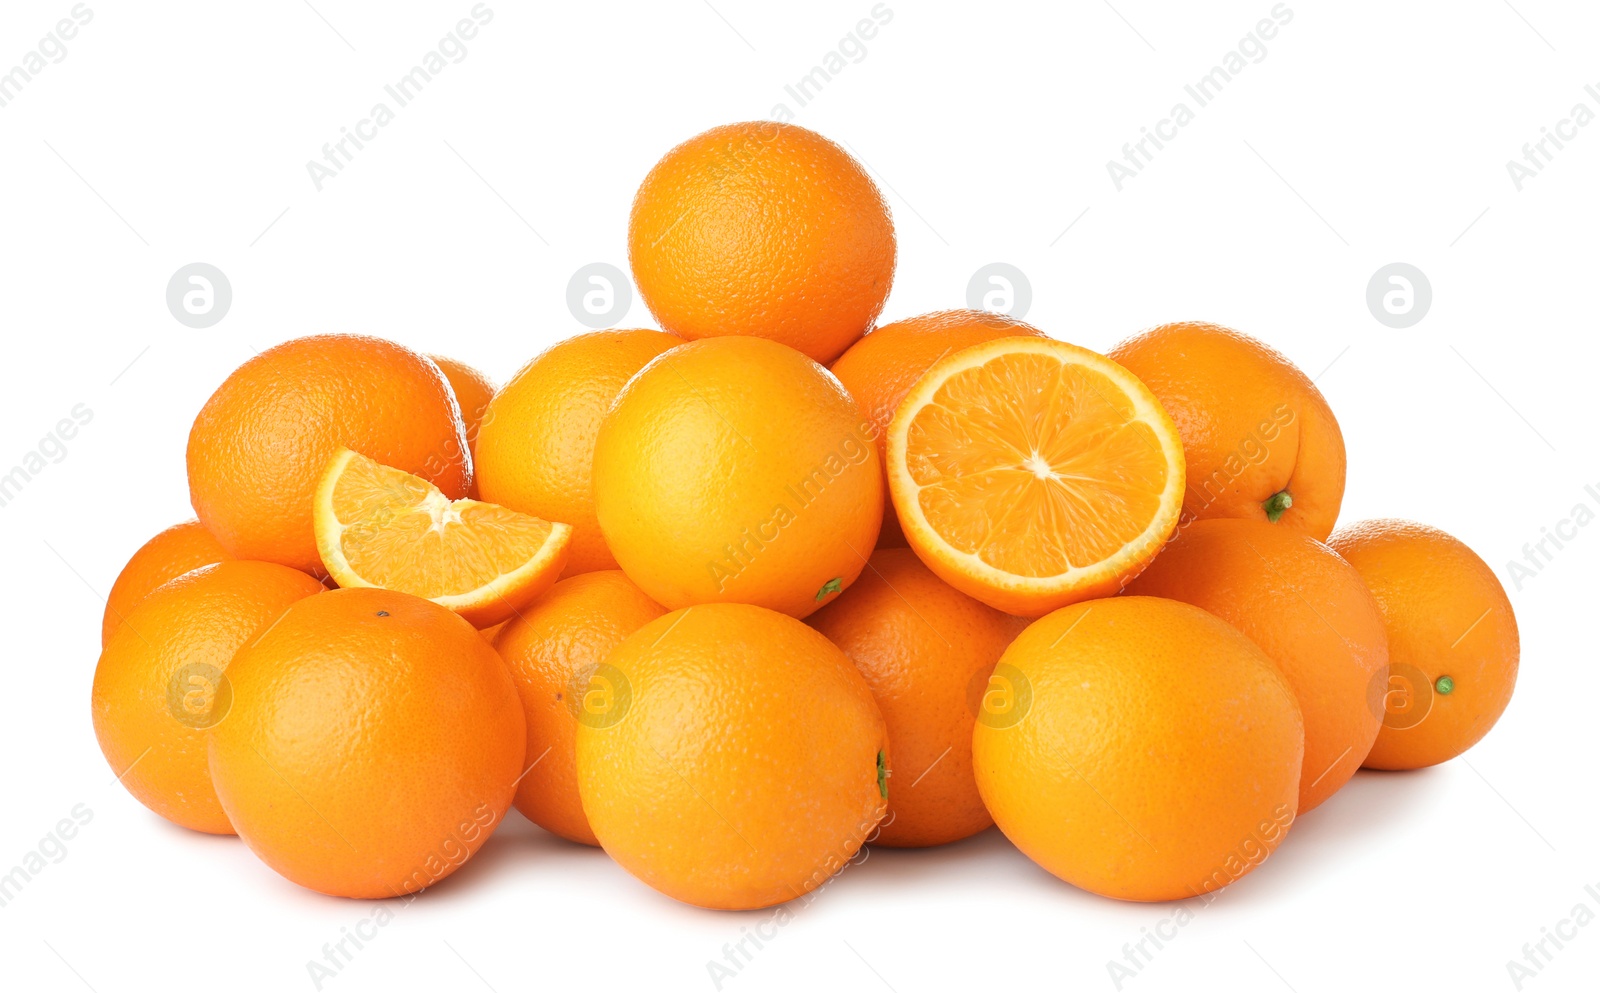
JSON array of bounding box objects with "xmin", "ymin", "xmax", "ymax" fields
[
  {"xmin": 1125, "ymin": 518, "xmax": 1389, "ymax": 813},
  {"xmin": 972, "ymin": 596, "xmax": 1304, "ymax": 902},
  {"xmin": 208, "ymin": 587, "xmax": 525, "ymax": 898},
  {"xmin": 1109, "ymin": 322, "xmax": 1346, "ymax": 542},
  {"xmin": 1329, "ymin": 519, "xmax": 1520, "ymax": 771},
  {"xmin": 493, "ymin": 570, "xmax": 667, "ymax": 846},
  {"xmin": 808, "ymin": 547, "xmax": 1025, "ymax": 847},
  {"xmin": 101, "ymin": 519, "xmax": 234, "ymax": 647},
  {"xmin": 429, "ymin": 355, "xmax": 495, "ymax": 445},
  {"xmin": 628, "ymin": 121, "xmax": 896, "ymax": 365},
  {"xmin": 592, "ymin": 336, "xmax": 882, "ymax": 619},
  {"xmin": 830, "ymin": 310, "xmax": 1049, "ymax": 547},
  {"xmin": 576, "ymin": 603, "xmax": 888, "ymax": 910},
  {"xmin": 187, "ymin": 334, "xmax": 472, "ymax": 574},
  {"xmin": 430, "ymin": 354, "xmax": 496, "ymax": 498},
  {"xmin": 92, "ymin": 560, "xmax": 326, "ymax": 835},
  {"xmin": 474, "ymin": 329, "xmax": 683, "ymax": 577}
]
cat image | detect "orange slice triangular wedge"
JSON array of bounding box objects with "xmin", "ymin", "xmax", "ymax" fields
[
  {"xmin": 886, "ymin": 336, "xmax": 1185, "ymax": 617},
  {"xmin": 313, "ymin": 448, "xmax": 571, "ymax": 627}
]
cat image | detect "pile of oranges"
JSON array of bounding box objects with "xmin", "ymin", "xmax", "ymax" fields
[{"xmin": 92, "ymin": 121, "xmax": 1520, "ymax": 909}]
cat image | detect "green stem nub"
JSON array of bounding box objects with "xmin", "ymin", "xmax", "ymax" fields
[
  {"xmin": 816, "ymin": 577, "xmax": 843, "ymax": 601},
  {"xmin": 876, "ymin": 750, "xmax": 889, "ymax": 799},
  {"xmin": 1435, "ymin": 675, "xmax": 1455, "ymax": 695},
  {"xmin": 1263, "ymin": 490, "xmax": 1294, "ymax": 523}
]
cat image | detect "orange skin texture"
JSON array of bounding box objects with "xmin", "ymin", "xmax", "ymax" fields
[
  {"xmin": 208, "ymin": 588, "xmax": 525, "ymax": 898},
  {"xmin": 187, "ymin": 334, "xmax": 472, "ymax": 574},
  {"xmin": 493, "ymin": 571, "xmax": 666, "ymax": 846},
  {"xmin": 430, "ymin": 355, "xmax": 497, "ymax": 498},
  {"xmin": 973, "ymin": 596, "xmax": 1304, "ymax": 902},
  {"xmin": 629, "ymin": 121, "xmax": 896, "ymax": 365},
  {"xmin": 1329, "ymin": 519, "xmax": 1520, "ymax": 770},
  {"xmin": 830, "ymin": 310, "xmax": 1049, "ymax": 547},
  {"xmin": 429, "ymin": 354, "xmax": 495, "ymax": 446},
  {"xmin": 475, "ymin": 329, "xmax": 683, "ymax": 577},
  {"xmin": 576, "ymin": 603, "xmax": 888, "ymax": 910},
  {"xmin": 91, "ymin": 561, "xmax": 325, "ymax": 834},
  {"xmin": 808, "ymin": 548, "xmax": 1026, "ymax": 847},
  {"xmin": 592, "ymin": 337, "xmax": 883, "ymax": 619},
  {"xmin": 102, "ymin": 519, "xmax": 234, "ymax": 647},
  {"xmin": 1125, "ymin": 519, "xmax": 1389, "ymax": 813},
  {"xmin": 1108, "ymin": 322, "xmax": 1346, "ymax": 541}
]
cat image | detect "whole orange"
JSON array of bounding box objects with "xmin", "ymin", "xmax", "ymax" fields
[
  {"xmin": 430, "ymin": 354, "xmax": 496, "ymax": 497},
  {"xmin": 188, "ymin": 334, "xmax": 471, "ymax": 574},
  {"xmin": 592, "ymin": 336, "xmax": 882, "ymax": 619},
  {"xmin": 1329, "ymin": 519, "xmax": 1520, "ymax": 770},
  {"xmin": 429, "ymin": 354, "xmax": 495, "ymax": 446},
  {"xmin": 576, "ymin": 603, "xmax": 887, "ymax": 910},
  {"xmin": 1109, "ymin": 322, "xmax": 1346, "ymax": 541},
  {"xmin": 1125, "ymin": 519, "xmax": 1389, "ymax": 812},
  {"xmin": 808, "ymin": 548, "xmax": 1025, "ymax": 847},
  {"xmin": 628, "ymin": 121, "xmax": 896, "ymax": 364},
  {"xmin": 493, "ymin": 570, "xmax": 666, "ymax": 846},
  {"xmin": 91, "ymin": 561, "xmax": 325, "ymax": 834},
  {"xmin": 102, "ymin": 519, "xmax": 233, "ymax": 647},
  {"xmin": 973, "ymin": 596, "xmax": 1304, "ymax": 902},
  {"xmin": 475, "ymin": 329, "xmax": 682, "ymax": 576},
  {"xmin": 208, "ymin": 588, "xmax": 525, "ymax": 898},
  {"xmin": 829, "ymin": 309, "xmax": 1048, "ymax": 546}
]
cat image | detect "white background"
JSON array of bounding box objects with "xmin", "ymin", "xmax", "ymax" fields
[{"xmin": 2, "ymin": 1, "xmax": 1597, "ymax": 991}]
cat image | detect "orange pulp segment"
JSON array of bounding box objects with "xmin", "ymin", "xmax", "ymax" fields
[
  {"xmin": 886, "ymin": 336, "xmax": 1185, "ymax": 616},
  {"xmin": 314, "ymin": 448, "xmax": 571, "ymax": 626}
]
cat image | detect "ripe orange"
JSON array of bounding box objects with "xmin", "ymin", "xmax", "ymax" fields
[
  {"xmin": 1329, "ymin": 519, "xmax": 1520, "ymax": 770},
  {"xmin": 886, "ymin": 336, "xmax": 1185, "ymax": 617},
  {"xmin": 313, "ymin": 449, "xmax": 571, "ymax": 627},
  {"xmin": 628, "ymin": 121, "xmax": 895, "ymax": 364},
  {"xmin": 430, "ymin": 354, "xmax": 496, "ymax": 498},
  {"xmin": 429, "ymin": 354, "xmax": 495, "ymax": 445},
  {"xmin": 475, "ymin": 329, "xmax": 683, "ymax": 577},
  {"xmin": 973, "ymin": 596, "xmax": 1304, "ymax": 902},
  {"xmin": 808, "ymin": 548, "xmax": 1025, "ymax": 847},
  {"xmin": 493, "ymin": 570, "xmax": 666, "ymax": 846},
  {"xmin": 592, "ymin": 336, "xmax": 882, "ymax": 619},
  {"xmin": 1109, "ymin": 322, "xmax": 1346, "ymax": 541},
  {"xmin": 188, "ymin": 334, "xmax": 471, "ymax": 574},
  {"xmin": 576, "ymin": 603, "xmax": 887, "ymax": 910},
  {"xmin": 209, "ymin": 588, "xmax": 525, "ymax": 898},
  {"xmin": 91, "ymin": 561, "xmax": 325, "ymax": 834},
  {"xmin": 830, "ymin": 309, "xmax": 1049, "ymax": 547},
  {"xmin": 102, "ymin": 519, "xmax": 233, "ymax": 647},
  {"xmin": 1125, "ymin": 519, "xmax": 1389, "ymax": 812}
]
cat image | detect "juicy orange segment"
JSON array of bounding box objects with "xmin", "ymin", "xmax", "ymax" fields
[
  {"xmin": 887, "ymin": 337, "xmax": 1184, "ymax": 616},
  {"xmin": 314, "ymin": 449, "xmax": 571, "ymax": 627}
]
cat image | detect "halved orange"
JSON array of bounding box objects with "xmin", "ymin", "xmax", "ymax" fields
[
  {"xmin": 313, "ymin": 448, "xmax": 571, "ymax": 627},
  {"xmin": 886, "ymin": 337, "xmax": 1185, "ymax": 616}
]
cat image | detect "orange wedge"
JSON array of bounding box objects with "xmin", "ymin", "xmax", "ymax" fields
[
  {"xmin": 313, "ymin": 448, "xmax": 571, "ymax": 627},
  {"xmin": 886, "ymin": 337, "xmax": 1185, "ymax": 616}
]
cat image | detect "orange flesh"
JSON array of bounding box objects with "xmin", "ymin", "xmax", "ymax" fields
[
  {"xmin": 329, "ymin": 455, "xmax": 557, "ymax": 598},
  {"xmin": 903, "ymin": 353, "xmax": 1172, "ymax": 578}
]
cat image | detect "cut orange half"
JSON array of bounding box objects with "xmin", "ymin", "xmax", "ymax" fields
[
  {"xmin": 314, "ymin": 448, "xmax": 572, "ymax": 627},
  {"xmin": 886, "ymin": 337, "xmax": 1185, "ymax": 617}
]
